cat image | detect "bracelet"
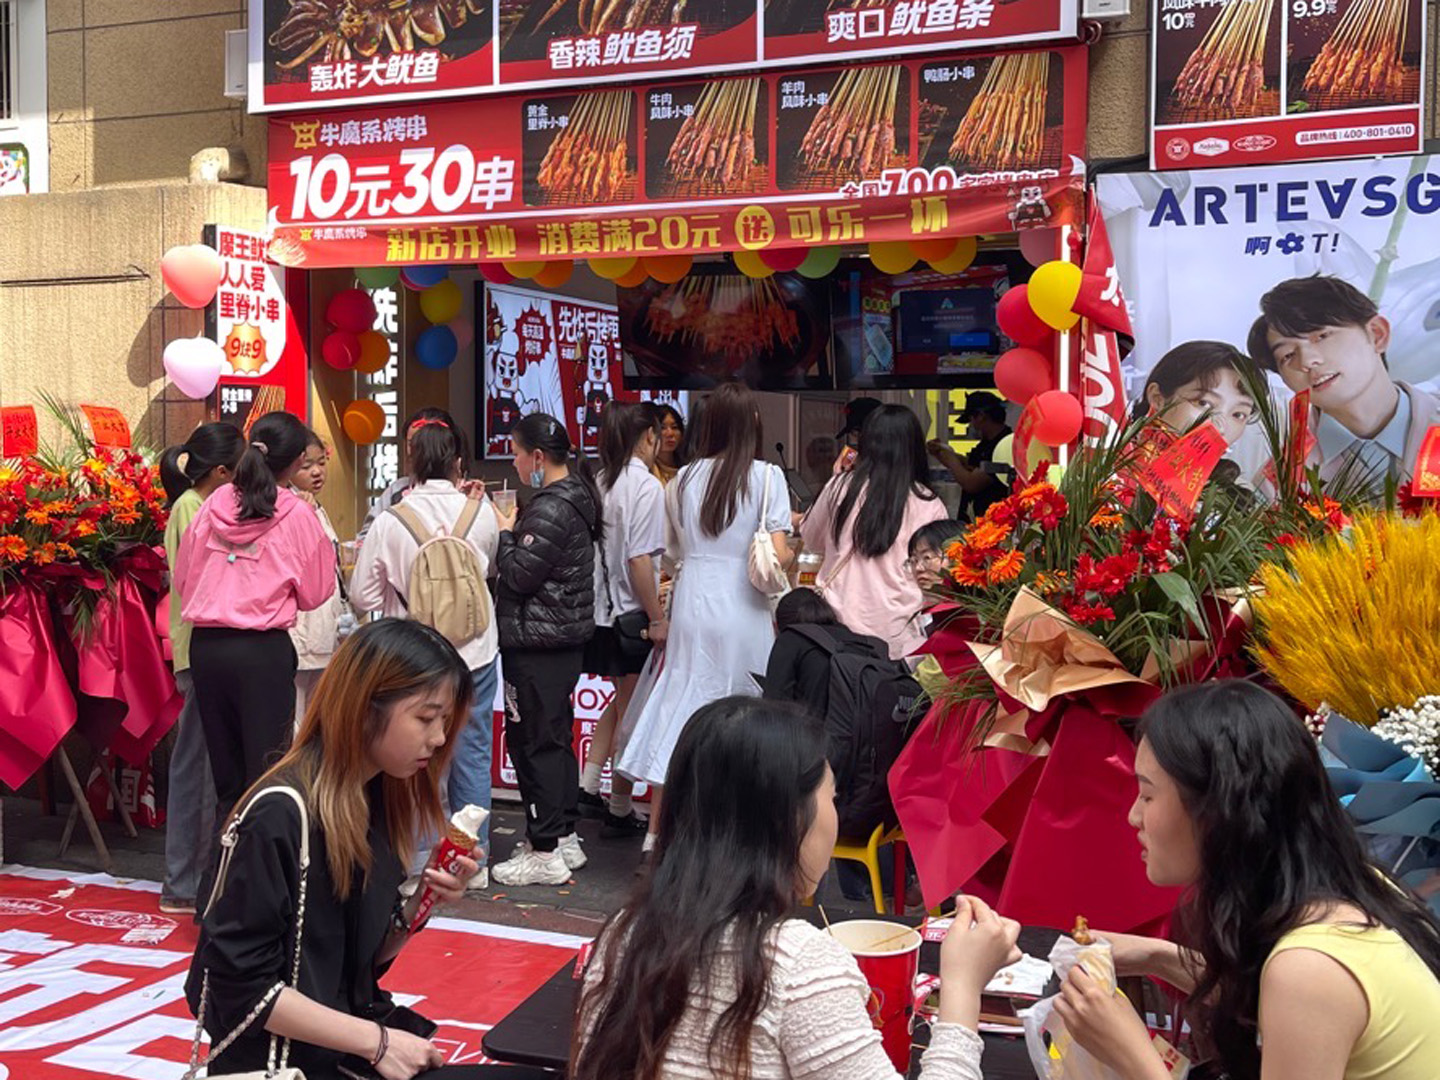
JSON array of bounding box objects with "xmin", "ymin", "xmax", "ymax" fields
[{"xmin": 371, "ymin": 1022, "xmax": 390, "ymax": 1067}]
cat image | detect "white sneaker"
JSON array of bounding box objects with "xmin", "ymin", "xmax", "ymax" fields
[
  {"xmin": 492, "ymin": 846, "xmax": 571, "ymax": 887},
  {"xmin": 466, "ymin": 866, "xmax": 489, "ymax": 891},
  {"xmin": 557, "ymin": 832, "xmax": 587, "ymax": 870}
]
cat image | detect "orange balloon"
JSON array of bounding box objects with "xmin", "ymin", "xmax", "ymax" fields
[
  {"xmin": 869, "ymin": 240, "xmax": 918, "ymax": 275},
  {"xmin": 533, "ymin": 261, "xmax": 575, "ymax": 288},
  {"xmin": 642, "ymin": 253, "xmax": 693, "ymax": 283},
  {"xmin": 502, "ymin": 259, "xmax": 545, "ymax": 279},
  {"xmin": 930, "ymin": 236, "xmax": 979, "ymax": 274},
  {"xmin": 614, "ymin": 263, "xmax": 650, "ymax": 288},
  {"xmin": 341, "ymin": 399, "xmax": 386, "ymax": 445},
  {"xmin": 733, "ymin": 249, "xmax": 773, "ymax": 278},
  {"xmin": 911, "ymin": 237, "xmax": 959, "ymax": 263},
  {"xmin": 589, "ymin": 256, "xmax": 638, "ymax": 280},
  {"xmin": 353, "ymin": 330, "xmax": 390, "ymax": 374}
]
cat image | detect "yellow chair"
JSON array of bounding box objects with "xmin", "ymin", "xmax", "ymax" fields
[{"xmin": 828, "ymin": 823, "xmax": 909, "ymax": 915}]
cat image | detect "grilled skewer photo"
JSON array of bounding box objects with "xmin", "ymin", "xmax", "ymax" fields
[
  {"xmin": 535, "ymin": 90, "xmax": 635, "ymax": 204},
  {"xmin": 949, "ymin": 52, "xmax": 1051, "ymax": 172},
  {"xmin": 798, "ymin": 65, "xmax": 902, "ymax": 178},
  {"xmin": 1169, "ymin": 0, "xmax": 1276, "ymax": 117},
  {"xmin": 1301, "ymin": 0, "xmax": 1412, "ymax": 105},
  {"xmin": 664, "ymin": 79, "xmax": 762, "ymax": 189}
]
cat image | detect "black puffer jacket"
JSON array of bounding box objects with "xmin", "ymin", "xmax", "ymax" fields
[{"xmin": 496, "ymin": 475, "xmax": 599, "ymax": 650}]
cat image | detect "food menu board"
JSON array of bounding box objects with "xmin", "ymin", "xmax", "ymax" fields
[
  {"xmin": 266, "ymin": 47, "xmax": 1088, "ymax": 268},
  {"xmin": 1150, "ymin": 0, "xmax": 1424, "ymax": 168},
  {"xmin": 251, "ymin": 0, "xmax": 1077, "ymax": 112}
]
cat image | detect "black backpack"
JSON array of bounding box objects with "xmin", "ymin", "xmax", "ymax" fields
[{"xmin": 788, "ymin": 624, "xmax": 925, "ymax": 838}]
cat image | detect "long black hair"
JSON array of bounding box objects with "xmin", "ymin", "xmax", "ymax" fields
[
  {"xmin": 1142, "ymin": 680, "xmax": 1440, "ymax": 1079},
  {"xmin": 774, "ymin": 587, "xmax": 839, "ymax": 631},
  {"xmin": 828, "ymin": 404, "xmax": 937, "ymax": 558},
  {"xmin": 653, "ymin": 402, "xmax": 687, "ymax": 466},
  {"xmin": 513, "ymin": 412, "xmax": 604, "ymax": 542},
  {"xmin": 571, "ymin": 696, "xmax": 828, "ymax": 1080},
  {"xmin": 233, "ymin": 411, "xmax": 315, "ymax": 520},
  {"xmin": 159, "ymin": 422, "xmax": 245, "ymax": 504},
  {"xmin": 409, "ymin": 422, "xmax": 464, "ymax": 485},
  {"xmin": 599, "ymin": 402, "xmax": 659, "ymax": 491},
  {"xmin": 679, "ymin": 382, "xmax": 764, "ymax": 538}
]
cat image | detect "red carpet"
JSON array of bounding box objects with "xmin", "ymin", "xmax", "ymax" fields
[{"xmin": 0, "ymin": 867, "xmax": 587, "ymax": 1078}]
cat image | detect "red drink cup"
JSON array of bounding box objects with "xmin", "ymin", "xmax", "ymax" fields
[{"xmin": 829, "ymin": 919, "xmax": 922, "ymax": 1072}]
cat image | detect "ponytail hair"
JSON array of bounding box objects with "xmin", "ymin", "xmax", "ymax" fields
[
  {"xmin": 234, "ymin": 411, "xmax": 315, "ymax": 521},
  {"xmin": 159, "ymin": 422, "xmax": 246, "ymax": 504},
  {"xmin": 598, "ymin": 402, "xmax": 660, "ymax": 491},
  {"xmin": 512, "ymin": 412, "xmax": 605, "ymax": 544},
  {"xmin": 410, "ymin": 421, "xmax": 464, "ymax": 484}
]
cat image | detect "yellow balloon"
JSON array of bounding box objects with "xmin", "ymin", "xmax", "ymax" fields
[
  {"xmin": 418, "ymin": 279, "xmax": 463, "ymax": 325},
  {"xmin": 590, "ymin": 256, "xmax": 638, "ymax": 280},
  {"xmin": 733, "ymin": 249, "xmax": 773, "ymax": 278},
  {"xmin": 502, "ymin": 259, "xmax": 545, "ymax": 279},
  {"xmin": 929, "ymin": 235, "xmax": 978, "ymax": 274},
  {"xmin": 1027, "ymin": 260, "xmax": 1083, "ymax": 331},
  {"xmin": 869, "ymin": 241, "xmax": 918, "ymax": 275}
]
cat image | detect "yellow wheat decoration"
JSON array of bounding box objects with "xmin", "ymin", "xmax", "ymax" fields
[{"xmin": 1253, "ymin": 513, "xmax": 1440, "ymax": 726}]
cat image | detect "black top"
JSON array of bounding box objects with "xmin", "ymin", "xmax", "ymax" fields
[
  {"xmin": 958, "ymin": 426, "xmax": 1012, "ymax": 521},
  {"xmin": 496, "ymin": 474, "xmax": 600, "ymax": 650},
  {"xmin": 185, "ymin": 775, "xmax": 404, "ymax": 1079},
  {"xmin": 763, "ymin": 622, "xmax": 890, "ymax": 716}
]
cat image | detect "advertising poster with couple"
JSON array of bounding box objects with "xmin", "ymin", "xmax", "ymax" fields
[
  {"xmin": 1097, "ymin": 153, "xmax": 1440, "ymax": 498},
  {"xmin": 480, "ymin": 283, "xmax": 685, "ymax": 458}
]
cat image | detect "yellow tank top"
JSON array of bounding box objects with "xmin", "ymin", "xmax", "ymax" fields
[{"xmin": 1264, "ymin": 923, "xmax": 1440, "ymax": 1080}]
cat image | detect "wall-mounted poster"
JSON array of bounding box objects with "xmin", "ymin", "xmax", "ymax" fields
[
  {"xmin": 481, "ymin": 283, "xmax": 685, "ymax": 457},
  {"xmin": 1149, "ymin": 0, "xmax": 1424, "ymax": 168},
  {"xmin": 0, "ymin": 145, "xmax": 29, "ymax": 195},
  {"xmin": 1097, "ymin": 156, "xmax": 1440, "ymax": 498}
]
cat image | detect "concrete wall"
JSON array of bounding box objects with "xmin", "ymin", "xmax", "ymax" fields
[
  {"xmin": 0, "ymin": 181, "xmax": 267, "ymax": 448},
  {"xmin": 45, "ymin": 0, "xmax": 264, "ymax": 191}
]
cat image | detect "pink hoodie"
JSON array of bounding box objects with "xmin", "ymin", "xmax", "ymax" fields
[{"xmin": 176, "ymin": 486, "xmax": 337, "ymax": 632}]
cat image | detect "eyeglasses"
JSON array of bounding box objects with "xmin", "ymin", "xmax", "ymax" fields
[{"xmin": 904, "ymin": 552, "xmax": 943, "ymax": 575}]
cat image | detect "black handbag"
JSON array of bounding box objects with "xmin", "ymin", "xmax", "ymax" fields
[{"xmin": 597, "ymin": 537, "xmax": 653, "ymax": 665}]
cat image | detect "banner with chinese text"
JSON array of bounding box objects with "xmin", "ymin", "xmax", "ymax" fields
[
  {"xmin": 251, "ymin": 0, "xmax": 1077, "ymax": 113},
  {"xmin": 1149, "ymin": 0, "xmax": 1424, "ymax": 168},
  {"xmin": 1096, "ymin": 155, "xmax": 1440, "ymax": 491},
  {"xmin": 481, "ymin": 282, "xmax": 685, "ymax": 458},
  {"xmin": 204, "ymin": 225, "xmax": 309, "ymax": 429},
  {"xmin": 266, "ymin": 47, "xmax": 1088, "ymax": 267}
]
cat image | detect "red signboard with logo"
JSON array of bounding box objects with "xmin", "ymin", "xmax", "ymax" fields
[
  {"xmin": 250, "ymin": 0, "xmax": 1077, "ymax": 113},
  {"xmin": 1149, "ymin": 0, "xmax": 1424, "ymax": 168},
  {"xmin": 266, "ymin": 47, "xmax": 1088, "ymax": 267}
]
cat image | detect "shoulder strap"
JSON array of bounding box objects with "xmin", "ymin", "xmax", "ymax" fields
[
  {"xmin": 817, "ymin": 548, "xmax": 855, "ymax": 593},
  {"xmin": 453, "ymin": 497, "xmax": 483, "ymax": 540},
  {"xmin": 188, "ymin": 786, "xmax": 312, "ymax": 1080},
  {"xmin": 789, "ymin": 623, "xmax": 842, "ymax": 655},
  {"xmin": 758, "ymin": 465, "xmax": 773, "ymax": 531},
  {"xmin": 389, "ymin": 502, "xmax": 431, "ymax": 547}
]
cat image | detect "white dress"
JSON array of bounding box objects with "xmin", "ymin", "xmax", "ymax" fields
[{"xmin": 617, "ymin": 459, "xmax": 791, "ymax": 786}]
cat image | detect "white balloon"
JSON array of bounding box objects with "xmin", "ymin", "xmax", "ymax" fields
[{"xmin": 163, "ymin": 336, "xmax": 228, "ymax": 399}]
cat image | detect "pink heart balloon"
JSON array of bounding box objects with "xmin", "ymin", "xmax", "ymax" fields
[
  {"xmin": 163, "ymin": 336, "xmax": 228, "ymax": 399},
  {"xmin": 161, "ymin": 244, "xmax": 225, "ymax": 309}
]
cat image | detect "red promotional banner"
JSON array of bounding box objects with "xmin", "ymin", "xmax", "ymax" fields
[
  {"xmin": 1149, "ymin": 0, "xmax": 1424, "ymax": 168},
  {"xmin": 267, "ymin": 47, "xmax": 1088, "ymax": 267},
  {"xmin": 78, "ymin": 406, "xmax": 131, "ymax": 449},
  {"xmin": 1, "ymin": 404, "xmax": 39, "ymax": 458},
  {"xmin": 250, "ymin": 0, "xmax": 1077, "ymax": 113}
]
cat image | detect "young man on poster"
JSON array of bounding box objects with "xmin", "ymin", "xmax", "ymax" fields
[{"xmin": 1247, "ymin": 275, "xmax": 1440, "ymax": 494}]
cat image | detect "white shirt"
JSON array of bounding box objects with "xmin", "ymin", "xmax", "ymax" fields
[
  {"xmin": 594, "ymin": 457, "xmax": 666, "ymax": 626},
  {"xmin": 350, "ymin": 479, "xmax": 500, "ymax": 670}
]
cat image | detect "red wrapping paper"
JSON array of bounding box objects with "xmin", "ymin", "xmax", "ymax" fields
[{"xmin": 0, "ymin": 582, "xmax": 79, "ymax": 790}]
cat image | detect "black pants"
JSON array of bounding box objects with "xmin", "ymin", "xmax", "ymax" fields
[
  {"xmin": 190, "ymin": 626, "xmax": 298, "ymax": 824},
  {"xmin": 502, "ymin": 646, "xmax": 584, "ymax": 852}
]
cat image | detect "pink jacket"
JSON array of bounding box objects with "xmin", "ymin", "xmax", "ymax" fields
[{"xmin": 176, "ymin": 486, "xmax": 337, "ymax": 632}]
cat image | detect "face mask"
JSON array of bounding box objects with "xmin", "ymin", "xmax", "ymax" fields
[{"xmin": 528, "ymin": 457, "xmax": 544, "ymax": 489}]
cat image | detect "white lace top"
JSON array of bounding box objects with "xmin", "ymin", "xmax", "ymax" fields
[{"xmin": 578, "ymin": 918, "xmax": 984, "ymax": 1079}]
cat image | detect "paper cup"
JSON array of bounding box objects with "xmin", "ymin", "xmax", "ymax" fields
[{"xmin": 829, "ymin": 920, "xmax": 922, "ymax": 1071}]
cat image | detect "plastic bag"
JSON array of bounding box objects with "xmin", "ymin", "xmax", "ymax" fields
[{"xmin": 1020, "ymin": 935, "xmax": 1127, "ymax": 1080}]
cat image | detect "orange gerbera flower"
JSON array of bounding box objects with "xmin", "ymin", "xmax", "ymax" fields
[
  {"xmin": 951, "ymin": 562, "xmax": 988, "ymax": 588},
  {"xmin": 964, "ymin": 518, "xmax": 1010, "ymax": 551},
  {"xmin": 55, "ymin": 542, "xmax": 77, "ymax": 559},
  {"xmin": 986, "ymin": 549, "xmax": 1026, "ymax": 584},
  {"xmin": 112, "ymin": 508, "xmax": 142, "ymax": 525},
  {"xmin": 30, "ymin": 542, "xmax": 58, "ymax": 565},
  {"xmin": 25, "ymin": 506, "xmax": 50, "ymax": 526},
  {"xmin": 1033, "ymin": 570, "xmax": 1069, "ymax": 596},
  {"xmin": 75, "ymin": 520, "xmax": 98, "ymax": 537},
  {"xmin": 0, "ymin": 535, "xmax": 28, "ymax": 562},
  {"xmin": 1090, "ymin": 506, "xmax": 1124, "ymax": 529},
  {"xmin": 1016, "ymin": 482, "xmax": 1056, "ymax": 510}
]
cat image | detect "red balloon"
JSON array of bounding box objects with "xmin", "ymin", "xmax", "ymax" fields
[
  {"xmin": 994, "ymin": 347, "xmax": 1054, "ymax": 406},
  {"xmin": 1026, "ymin": 390, "xmax": 1083, "ymax": 447},
  {"xmin": 758, "ymin": 247, "xmax": 807, "ymax": 273},
  {"xmin": 996, "ymin": 285, "xmax": 1053, "ymax": 349},
  {"xmin": 326, "ymin": 288, "xmax": 377, "ymax": 333},
  {"xmin": 321, "ymin": 330, "xmax": 361, "ymax": 370},
  {"xmin": 479, "ymin": 261, "xmax": 515, "ymax": 285}
]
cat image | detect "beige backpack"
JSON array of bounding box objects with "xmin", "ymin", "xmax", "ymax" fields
[{"xmin": 388, "ymin": 499, "xmax": 491, "ymax": 648}]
